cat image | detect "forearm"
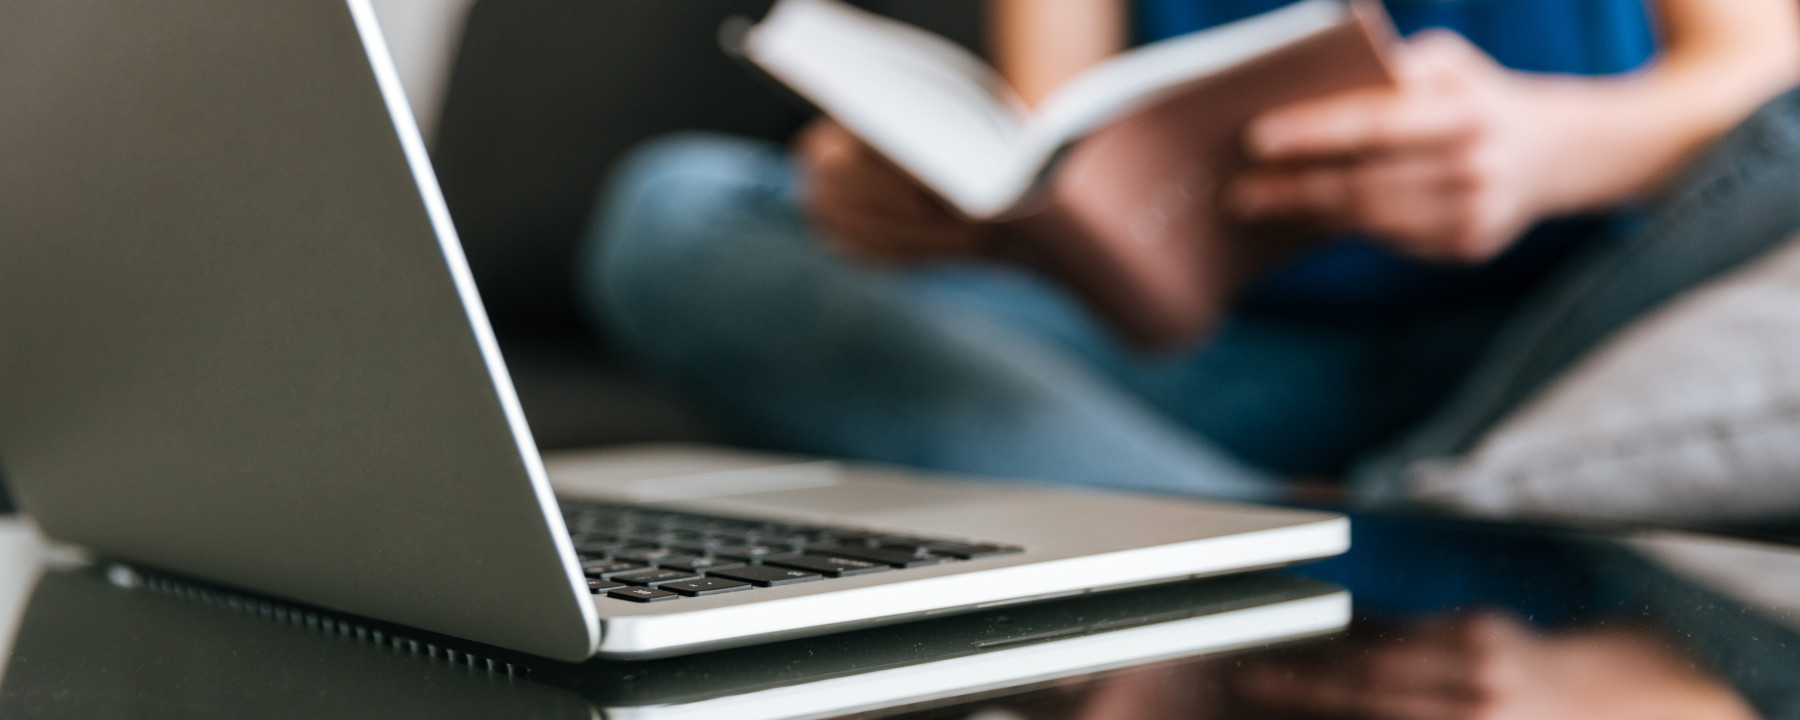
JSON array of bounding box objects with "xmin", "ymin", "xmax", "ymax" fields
[
  {"xmin": 987, "ymin": 0, "xmax": 1126, "ymax": 107},
  {"xmin": 1527, "ymin": 0, "xmax": 1800, "ymax": 215}
]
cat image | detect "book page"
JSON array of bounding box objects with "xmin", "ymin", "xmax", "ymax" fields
[
  {"xmin": 744, "ymin": 0, "xmax": 1032, "ymax": 219},
  {"xmin": 1017, "ymin": 0, "xmax": 1348, "ymax": 167}
]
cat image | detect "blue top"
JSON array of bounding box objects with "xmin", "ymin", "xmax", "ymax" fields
[{"xmin": 1136, "ymin": 0, "xmax": 1659, "ymax": 315}]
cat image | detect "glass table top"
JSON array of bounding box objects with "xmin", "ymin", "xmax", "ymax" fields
[{"xmin": 0, "ymin": 512, "xmax": 1794, "ymax": 720}]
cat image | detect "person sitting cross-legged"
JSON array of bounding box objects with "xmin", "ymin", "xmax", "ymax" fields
[{"xmin": 579, "ymin": 0, "xmax": 1800, "ymax": 503}]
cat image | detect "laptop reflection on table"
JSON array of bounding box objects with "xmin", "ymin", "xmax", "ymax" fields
[{"xmin": 0, "ymin": 559, "xmax": 1346, "ymax": 720}]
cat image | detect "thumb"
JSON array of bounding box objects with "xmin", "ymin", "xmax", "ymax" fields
[{"xmin": 1395, "ymin": 29, "xmax": 1497, "ymax": 87}]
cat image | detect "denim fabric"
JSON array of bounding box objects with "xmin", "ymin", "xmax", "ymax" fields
[
  {"xmin": 579, "ymin": 87, "xmax": 1800, "ymax": 504},
  {"xmin": 580, "ymin": 136, "xmax": 1281, "ymax": 501}
]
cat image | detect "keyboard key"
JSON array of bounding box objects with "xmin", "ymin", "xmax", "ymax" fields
[
  {"xmin": 617, "ymin": 547, "xmax": 681, "ymax": 565},
  {"xmin": 611, "ymin": 568, "xmax": 701, "ymax": 587},
  {"xmin": 711, "ymin": 533, "xmax": 765, "ymax": 547},
  {"xmin": 869, "ymin": 538, "xmax": 1021, "ymax": 559},
  {"xmin": 581, "ymin": 560, "xmax": 646, "ymax": 578},
  {"xmin": 662, "ymin": 518, "xmax": 724, "ymax": 533},
  {"xmin": 608, "ymin": 586, "xmax": 678, "ymax": 603},
  {"xmin": 813, "ymin": 529, "xmax": 873, "ymax": 542},
  {"xmin": 584, "ymin": 540, "xmax": 656, "ymax": 554},
  {"xmin": 653, "ymin": 539, "xmax": 712, "ymax": 554},
  {"xmin": 559, "ymin": 499, "xmax": 1011, "ymax": 573},
  {"xmin": 573, "ymin": 542, "xmax": 624, "ymax": 557},
  {"xmin": 921, "ymin": 542, "xmax": 1021, "ymax": 559},
  {"xmin": 867, "ymin": 535, "xmax": 931, "ymax": 549},
  {"xmin": 659, "ymin": 577, "xmax": 753, "ymax": 597},
  {"xmin": 659, "ymin": 555, "xmax": 746, "ymax": 573},
  {"xmin": 770, "ymin": 554, "xmax": 890, "ymax": 578},
  {"xmin": 760, "ymin": 532, "xmax": 813, "ymax": 547},
  {"xmin": 827, "ymin": 546, "xmax": 953, "ymax": 568},
  {"xmin": 714, "ymin": 545, "xmax": 801, "ymax": 562},
  {"xmin": 587, "ymin": 578, "xmax": 623, "ymax": 594},
  {"xmin": 708, "ymin": 565, "xmax": 822, "ymax": 587},
  {"xmin": 627, "ymin": 530, "xmax": 702, "ymax": 546}
]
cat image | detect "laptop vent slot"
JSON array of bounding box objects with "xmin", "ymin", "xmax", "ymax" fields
[{"xmin": 110, "ymin": 564, "xmax": 535, "ymax": 679}]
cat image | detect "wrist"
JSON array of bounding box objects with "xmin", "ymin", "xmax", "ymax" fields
[
  {"xmin": 1526, "ymin": 62, "xmax": 1798, "ymax": 217},
  {"xmin": 1513, "ymin": 76, "xmax": 1705, "ymax": 218}
]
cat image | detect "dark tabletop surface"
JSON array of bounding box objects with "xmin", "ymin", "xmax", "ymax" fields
[{"xmin": 0, "ymin": 511, "xmax": 1795, "ymax": 720}]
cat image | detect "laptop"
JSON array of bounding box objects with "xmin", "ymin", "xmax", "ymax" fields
[{"xmin": 0, "ymin": 0, "xmax": 1347, "ymax": 662}]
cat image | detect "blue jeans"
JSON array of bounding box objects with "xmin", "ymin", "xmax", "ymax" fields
[{"xmin": 577, "ymin": 87, "xmax": 1800, "ymax": 505}]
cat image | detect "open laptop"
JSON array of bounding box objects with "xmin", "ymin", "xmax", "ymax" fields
[{"xmin": 0, "ymin": 0, "xmax": 1347, "ymax": 662}]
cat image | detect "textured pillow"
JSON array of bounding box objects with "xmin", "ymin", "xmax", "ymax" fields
[{"xmin": 1409, "ymin": 235, "xmax": 1800, "ymax": 525}]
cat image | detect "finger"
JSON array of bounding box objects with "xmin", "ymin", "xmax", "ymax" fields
[
  {"xmin": 814, "ymin": 209, "xmax": 982, "ymax": 262},
  {"xmin": 1234, "ymin": 148, "xmax": 1462, "ymax": 216},
  {"xmin": 804, "ymin": 144, "xmax": 974, "ymax": 260},
  {"xmin": 810, "ymin": 175, "xmax": 968, "ymax": 240},
  {"xmin": 1358, "ymin": 188, "xmax": 1522, "ymax": 264},
  {"xmin": 1403, "ymin": 30, "xmax": 1495, "ymax": 80},
  {"xmin": 1246, "ymin": 30, "xmax": 1495, "ymax": 163},
  {"xmin": 1346, "ymin": 182, "xmax": 1468, "ymax": 250},
  {"xmin": 1344, "ymin": 151, "xmax": 1462, "ymax": 230},
  {"xmin": 1229, "ymin": 161, "xmax": 1443, "ymax": 237},
  {"xmin": 804, "ymin": 143, "xmax": 925, "ymax": 210},
  {"xmin": 799, "ymin": 118, "xmax": 943, "ymax": 214},
  {"xmin": 794, "ymin": 118, "xmax": 862, "ymax": 176},
  {"xmin": 1350, "ymin": 150, "xmax": 1461, "ymax": 193},
  {"xmin": 1229, "ymin": 165, "xmax": 1357, "ymax": 226},
  {"xmin": 809, "ymin": 137, "xmax": 955, "ymax": 228},
  {"xmin": 1241, "ymin": 152, "xmax": 1520, "ymax": 262},
  {"xmin": 831, "ymin": 165, "xmax": 941, "ymax": 218},
  {"xmin": 1246, "ymin": 88, "xmax": 1482, "ymax": 161}
]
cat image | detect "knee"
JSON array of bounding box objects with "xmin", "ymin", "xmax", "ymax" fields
[
  {"xmin": 577, "ymin": 133, "xmax": 799, "ymax": 335},
  {"xmin": 606, "ymin": 133, "xmax": 790, "ymax": 214},
  {"xmin": 589, "ymin": 132, "xmax": 791, "ymax": 267}
]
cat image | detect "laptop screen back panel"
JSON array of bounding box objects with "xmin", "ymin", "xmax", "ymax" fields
[{"xmin": 0, "ymin": 1, "xmax": 596, "ymax": 660}]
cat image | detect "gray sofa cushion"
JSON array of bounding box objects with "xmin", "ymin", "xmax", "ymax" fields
[{"xmin": 1410, "ymin": 235, "xmax": 1800, "ymax": 525}]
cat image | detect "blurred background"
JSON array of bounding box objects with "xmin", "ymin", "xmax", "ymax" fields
[
  {"xmin": 370, "ymin": 0, "xmax": 475, "ymax": 143},
  {"xmin": 370, "ymin": 0, "xmax": 982, "ymax": 452}
]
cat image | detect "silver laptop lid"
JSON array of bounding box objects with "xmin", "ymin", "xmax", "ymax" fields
[{"xmin": 0, "ymin": 1, "xmax": 597, "ymax": 659}]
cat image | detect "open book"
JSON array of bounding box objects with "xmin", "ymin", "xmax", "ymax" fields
[{"xmin": 737, "ymin": 0, "xmax": 1395, "ymax": 348}]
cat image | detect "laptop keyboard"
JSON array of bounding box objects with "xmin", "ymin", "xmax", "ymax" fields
[{"xmin": 558, "ymin": 500, "xmax": 1022, "ymax": 604}]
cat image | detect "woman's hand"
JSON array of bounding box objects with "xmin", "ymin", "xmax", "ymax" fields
[
  {"xmin": 1229, "ymin": 0, "xmax": 1800, "ymax": 266},
  {"xmin": 1229, "ymin": 32, "xmax": 1557, "ymax": 263},
  {"xmin": 794, "ymin": 118, "xmax": 990, "ymax": 263}
]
